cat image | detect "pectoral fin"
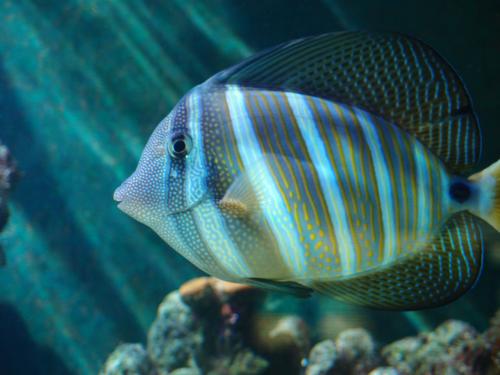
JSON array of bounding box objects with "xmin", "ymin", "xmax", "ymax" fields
[
  {"xmin": 217, "ymin": 158, "xmax": 272, "ymax": 218},
  {"xmin": 218, "ymin": 175, "xmax": 257, "ymax": 218}
]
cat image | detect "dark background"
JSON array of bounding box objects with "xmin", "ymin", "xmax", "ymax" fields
[{"xmin": 0, "ymin": 1, "xmax": 498, "ymax": 373}]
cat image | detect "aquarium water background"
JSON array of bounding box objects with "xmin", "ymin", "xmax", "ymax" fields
[{"xmin": 0, "ymin": 0, "xmax": 498, "ymax": 374}]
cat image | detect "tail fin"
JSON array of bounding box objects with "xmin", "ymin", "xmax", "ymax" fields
[{"xmin": 468, "ymin": 160, "xmax": 500, "ymax": 231}]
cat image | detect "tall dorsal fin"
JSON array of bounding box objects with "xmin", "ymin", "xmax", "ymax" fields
[
  {"xmin": 311, "ymin": 212, "xmax": 484, "ymax": 310},
  {"xmin": 213, "ymin": 32, "xmax": 481, "ymax": 173}
]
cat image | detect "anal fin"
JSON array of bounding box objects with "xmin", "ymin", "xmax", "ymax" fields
[{"xmin": 312, "ymin": 212, "xmax": 484, "ymax": 310}]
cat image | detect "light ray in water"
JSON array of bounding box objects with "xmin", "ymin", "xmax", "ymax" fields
[
  {"xmin": 108, "ymin": 0, "xmax": 193, "ymax": 93},
  {"xmin": 1, "ymin": 1, "xmax": 187, "ymax": 334},
  {"xmin": 3, "ymin": 204, "xmax": 95, "ymax": 375},
  {"xmin": 403, "ymin": 311, "xmax": 432, "ymax": 331},
  {"xmin": 321, "ymin": 0, "xmax": 356, "ymax": 29},
  {"xmin": 172, "ymin": 0, "xmax": 253, "ymax": 58},
  {"xmin": 127, "ymin": 0, "xmax": 212, "ymax": 79}
]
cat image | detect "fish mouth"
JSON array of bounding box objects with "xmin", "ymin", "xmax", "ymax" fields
[
  {"xmin": 113, "ymin": 179, "xmax": 209, "ymax": 216},
  {"xmin": 113, "ymin": 183, "xmax": 127, "ymax": 207},
  {"xmin": 113, "ymin": 181, "xmax": 135, "ymax": 213},
  {"xmin": 113, "ymin": 190, "xmax": 124, "ymax": 203}
]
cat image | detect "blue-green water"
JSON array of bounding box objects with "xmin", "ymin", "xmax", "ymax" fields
[{"xmin": 0, "ymin": 1, "xmax": 498, "ymax": 374}]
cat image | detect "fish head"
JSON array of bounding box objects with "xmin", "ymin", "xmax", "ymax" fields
[{"xmin": 114, "ymin": 91, "xmax": 210, "ymax": 226}]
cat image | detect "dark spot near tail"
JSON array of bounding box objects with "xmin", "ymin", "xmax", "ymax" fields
[
  {"xmin": 450, "ymin": 181, "xmax": 471, "ymax": 203},
  {"xmin": 450, "ymin": 105, "xmax": 471, "ymax": 117}
]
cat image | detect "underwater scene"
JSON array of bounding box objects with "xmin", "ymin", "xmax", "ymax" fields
[{"xmin": 0, "ymin": 0, "xmax": 499, "ymax": 374}]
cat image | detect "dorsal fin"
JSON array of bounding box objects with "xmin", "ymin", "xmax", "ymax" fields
[
  {"xmin": 213, "ymin": 32, "xmax": 481, "ymax": 173},
  {"xmin": 311, "ymin": 212, "xmax": 484, "ymax": 310}
]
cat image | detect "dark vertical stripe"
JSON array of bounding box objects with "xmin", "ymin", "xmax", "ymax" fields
[
  {"xmin": 372, "ymin": 115, "xmax": 403, "ymax": 258},
  {"xmin": 306, "ymin": 96, "xmax": 362, "ymax": 268},
  {"xmin": 268, "ymin": 92, "xmax": 322, "ymax": 225},
  {"xmin": 319, "ymin": 101, "xmax": 365, "ymax": 269},
  {"xmin": 253, "ymin": 92, "xmax": 303, "ymax": 200},
  {"xmin": 398, "ymin": 126, "xmax": 420, "ymax": 242},
  {"xmin": 279, "ymin": 93, "xmax": 341, "ymax": 260},
  {"xmin": 346, "ymin": 111, "xmax": 386, "ymax": 263},
  {"xmin": 219, "ymin": 90, "xmax": 244, "ymax": 171},
  {"xmin": 387, "ymin": 124, "xmax": 411, "ymax": 254},
  {"xmin": 242, "ymin": 90, "xmax": 292, "ymax": 212}
]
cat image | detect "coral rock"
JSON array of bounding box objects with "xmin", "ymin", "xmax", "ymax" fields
[
  {"xmin": 335, "ymin": 328, "xmax": 379, "ymax": 374},
  {"xmin": 306, "ymin": 329, "xmax": 379, "ymax": 375},
  {"xmin": 147, "ymin": 291, "xmax": 202, "ymax": 373},
  {"xmin": 207, "ymin": 348, "xmax": 268, "ymax": 375},
  {"xmin": 147, "ymin": 278, "xmax": 267, "ymax": 374},
  {"xmin": 253, "ymin": 315, "xmax": 310, "ymax": 375},
  {"xmin": 179, "ymin": 277, "xmax": 218, "ymax": 311},
  {"xmin": 336, "ymin": 328, "xmax": 377, "ymax": 363},
  {"xmin": 213, "ymin": 279, "xmax": 255, "ymax": 298},
  {"xmin": 306, "ymin": 339, "xmax": 337, "ymax": 375},
  {"xmin": 0, "ymin": 143, "xmax": 17, "ymax": 192},
  {"xmin": 0, "ymin": 142, "xmax": 18, "ymax": 266},
  {"xmin": 482, "ymin": 309, "xmax": 500, "ymax": 373},
  {"xmin": 102, "ymin": 285, "xmax": 500, "ymax": 375},
  {"xmin": 268, "ymin": 316, "xmax": 310, "ymax": 355},
  {"xmin": 99, "ymin": 343, "xmax": 152, "ymax": 375},
  {"xmin": 170, "ymin": 368, "xmax": 200, "ymax": 375},
  {"xmin": 178, "ymin": 277, "xmax": 213, "ymax": 297},
  {"xmin": 179, "ymin": 277, "xmax": 261, "ymax": 311},
  {"xmin": 382, "ymin": 319, "xmax": 495, "ymax": 375},
  {"xmin": 368, "ymin": 367, "xmax": 400, "ymax": 375}
]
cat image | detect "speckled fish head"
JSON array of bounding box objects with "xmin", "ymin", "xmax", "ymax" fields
[{"xmin": 113, "ymin": 89, "xmax": 210, "ymax": 226}]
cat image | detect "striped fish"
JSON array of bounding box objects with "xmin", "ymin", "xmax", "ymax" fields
[{"xmin": 114, "ymin": 32, "xmax": 500, "ymax": 310}]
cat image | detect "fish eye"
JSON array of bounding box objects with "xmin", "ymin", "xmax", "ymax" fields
[{"xmin": 168, "ymin": 133, "xmax": 192, "ymax": 159}]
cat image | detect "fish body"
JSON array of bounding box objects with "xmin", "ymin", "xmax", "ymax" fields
[{"xmin": 114, "ymin": 32, "xmax": 500, "ymax": 309}]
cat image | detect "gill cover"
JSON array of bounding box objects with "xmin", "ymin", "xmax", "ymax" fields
[
  {"xmin": 114, "ymin": 90, "xmax": 209, "ymax": 222},
  {"xmin": 164, "ymin": 91, "xmax": 209, "ymax": 214}
]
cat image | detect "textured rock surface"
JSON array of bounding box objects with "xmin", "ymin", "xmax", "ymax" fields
[
  {"xmin": 99, "ymin": 344, "xmax": 152, "ymax": 375},
  {"xmin": 100, "ymin": 277, "xmax": 500, "ymax": 375},
  {"xmin": 170, "ymin": 368, "xmax": 201, "ymax": 375},
  {"xmin": 147, "ymin": 291, "xmax": 202, "ymax": 372},
  {"xmin": 305, "ymin": 329, "xmax": 380, "ymax": 375},
  {"xmin": 267, "ymin": 316, "xmax": 310, "ymax": 356},
  {"xmin": 252, "ymin": 314, "xmax": 310, "ymax": 375},
  {"xmin": 484, "ymin": 309, "xmax": 500, "ymax": 370},
  {"xmin": 368, "ymin": 367, "xmax": 400, "ymax": 375},
  {"xmin": 382, "ymin": 318, "xmax": 499, "ymax": 375},
  {"xmin": 0, "ymin": 142, "xmax": 17, "ymax": 266},
  {"xmin": 335, "ymin": 328, "xmax": 380, "ymax": 374},
  {"xmin": 305, "ymin": 339, "xmax": 337, "ymax": 375},
  {"xmin": 103, "ymin": 277, "xmax": 268, "ymax": 375}
]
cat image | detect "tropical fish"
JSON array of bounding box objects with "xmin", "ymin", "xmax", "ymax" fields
[{"xmin": 114, "ymin": 32, "xmax": 500, "ymax": 310}]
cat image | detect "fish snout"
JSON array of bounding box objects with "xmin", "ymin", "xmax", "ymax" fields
[
  {"xmin": 113, "ymin": 179, "xmax": 130, "ymax": 204},
  {"xmin": 113, "ymin": 177, "xmax": 140, "ymax": 216},
  {"xmin": 112, "ymin": 171, "xmax": 163, "ymax": 223}
]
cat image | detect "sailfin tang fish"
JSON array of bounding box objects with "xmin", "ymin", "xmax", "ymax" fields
[{"xmin": 114, "ymin": 32, "xmax": 500, "ymax": 310}]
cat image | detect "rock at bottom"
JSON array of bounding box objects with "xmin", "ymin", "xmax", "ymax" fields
[{"xmin": 100, "ymin": 343, "xmax": 152, "ymax": 375}]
